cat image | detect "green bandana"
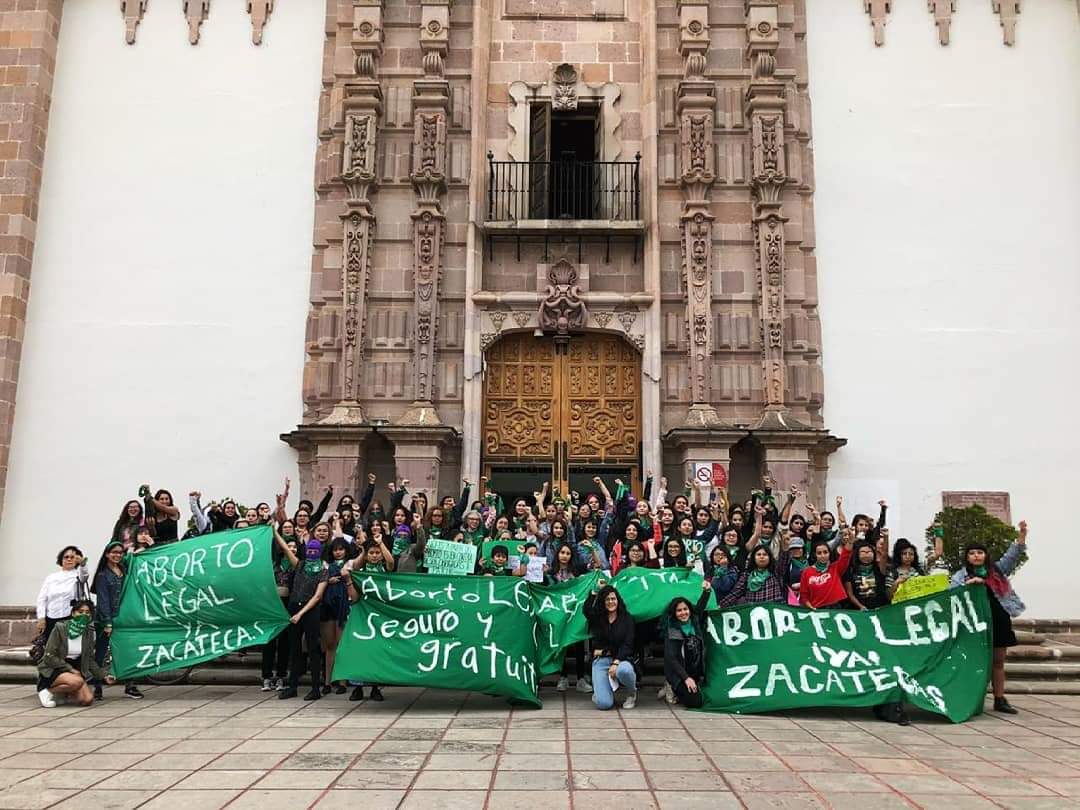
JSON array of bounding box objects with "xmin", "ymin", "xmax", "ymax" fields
[
  {"xmin": 790, "ymin": 557, "xmax": 808, "ymax": 572},
  {"xmin": 680, "ymin": 621, "xmax": 696, "ymax": 637},
  {"xmin": 428, "ymin": 526, "xmax": 445, "ymax": 540},
  {"xmin": 974, "ymin": 565, "xmax": 988, "ymax": 577},
  {"xmin": 303, "ymin": 559, "xmax": 323, "ymax": 577},
  {"xmin": 278, "ymin": 557, "xmax": 293, "ymax": 573},
  {"xmin": 747, "ymin": 569, "xmax": 770, "ymax": 593},
  {"xmin": 712, "ymin": 564, "xmax": 728, "ymax": 578},
  {"xmin": 857, "ymin": 564, "xmax": 875, "ymax": 576},
  {"xmin": 813, "ymin": 561, "xmax": 829, "ymax": 573},
  {"xmin": 67, "ymin": 614, "xmax": 90, "ymax": 639}
]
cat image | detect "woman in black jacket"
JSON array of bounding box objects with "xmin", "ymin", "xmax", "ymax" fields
[
  {"xmin": 585, "ymin": 585, "xmax": 637, "ymax": 710},
  {"xmin": 662, "ymin": 581, "xmax": 713, "ymax": 709}
]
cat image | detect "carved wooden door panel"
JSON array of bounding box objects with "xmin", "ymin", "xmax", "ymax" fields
[
  {"xmin": 564, "ymin": 336, "xmax": 639, "ymax": 464},
  {"xmin": 483, "ymin": 333, "xmax": 641, "ymax": 491}
]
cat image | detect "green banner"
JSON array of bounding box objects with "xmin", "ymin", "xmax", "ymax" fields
[
  {"xmin": 532, "ymin": 572, "xmax": 599, "ymax": 675},
  {"xmin": 110, "ymin": 526, "xmax": 290, "ymax": 680},
  {"xmin": 610, "ymin": 566, "xmax": 716, "ymax": 620},
  {"xmin": 425, "ymin": 539, "xmax": 477, "ymax": 576},
  {"xmin": 334, "ymin": 572, "xmax": 542, "ymax": 707},
  {"xmin": 699, "ymin": 587, "xmax": 991, "ymax": 723}
]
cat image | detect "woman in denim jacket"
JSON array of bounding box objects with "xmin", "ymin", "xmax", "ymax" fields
[{"xmin": 950, "ymin": 520, "xmax": 1028, "ymax": 715}]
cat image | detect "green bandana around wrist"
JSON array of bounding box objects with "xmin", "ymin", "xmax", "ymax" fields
[
  {"xmin": 67, "ymin": 614, "xmax": 90, "ymax": 639},
  {"xmin": 303, "ymin": 559, "xmax": 323, "ymax": 577},
  {"xmin": 813, "ymin": 561, "xmax": 829, "ymax": 573},
  {"xmin": 747, "ymin": 569, "xmax": 770, "ymax": 593},
  {"xmin": 974, "ymin": 565, "xmax": 988, "ymax": 577},
  {"xmin": 614, "ymin": 482, "xmax": 629, "ymax": 504}
]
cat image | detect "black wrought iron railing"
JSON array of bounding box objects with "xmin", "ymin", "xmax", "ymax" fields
[{"xmin": 486, "ymin": 153, "xmax": 641, "ymax": 223}]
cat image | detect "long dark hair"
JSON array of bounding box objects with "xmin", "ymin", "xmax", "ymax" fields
[
  {"xmin": 587, "ymin": 585, "xmax": 627, "ymax": 634},
  {"xmin": 89, "ymin": 542, "xmax": 125, "ymax": 594},
  {"xmin": 111, "ymin": 500, "xmax": 142, "ymax": 542},
  {"xmin": 661, "ymin": 536, "xmax": 687, "ymax": 568},
  {"xmin": 323, "ymin": 537, "xmax": 354, "ymax": 564},
  {"xmin": 891, "ymin": 538, "xmax": 922, "ymax": 571}
]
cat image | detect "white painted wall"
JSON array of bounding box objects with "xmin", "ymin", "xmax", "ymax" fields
[
  {"xmin": 808, "ymin": 3, "xmax": 1080, "ymax": 616},
  {"xmin": 0, "ymin": 4, "xmax": 323, "ymax": 603}
]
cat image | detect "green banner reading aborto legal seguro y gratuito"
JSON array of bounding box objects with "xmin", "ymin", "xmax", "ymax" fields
[
  {"xmin": 334, "ymin": 571, "xmax": 543, "ymax": 707},
  {"xmin": 699, "ymin": 586, "xmax": 992, "ymax": 723},
  {"xmin": 110, "ymin": 525, "xmax": 291, "ymax": 680}
]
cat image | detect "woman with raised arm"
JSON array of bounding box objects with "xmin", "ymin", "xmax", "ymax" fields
[
  {"xmin": 275, "ymin": 532, "xmax": 328, "ymax": 702},
  {"xmin": 951, "ymin": 520, "xmax": 1029, "ymax": 714},
  {"xmin": 799, "ymin": 528, "xmax": 854, "ymax": 610}
]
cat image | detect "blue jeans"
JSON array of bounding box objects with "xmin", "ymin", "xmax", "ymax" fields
[{"xmin": 591, "ymin": 656, "xmax": 636, "ymax": 710}]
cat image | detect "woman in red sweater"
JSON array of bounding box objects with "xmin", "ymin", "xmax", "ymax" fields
[{"xmin": 800, "ymin": 527, "xmax": 854, "ymax": 608}]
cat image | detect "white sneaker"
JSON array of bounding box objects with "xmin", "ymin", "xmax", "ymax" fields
[
  {"xmin": 261, "ymin": 678, "xmax": 273, "ymax": 692},
  {"xmin": 576, "ymin": 678, "xmax": 593, "ymax": 694},
  {"xmin": 38, "ymin": 688, "xmax": 56, "ymax": 709},
  {"xmin": 658, "ymin": 682, "xmax": 677, "ymax": 705},
  {"xmin": 556, "ymin": 676, "xmax": 568, "ymax": 692},
  {"xmin": 622, "ymin": 692, "xmax": 637, "ymax": 710},
  {"xmin": 274, "ymin": 678, "xmax": 286, "ymax": 691}
]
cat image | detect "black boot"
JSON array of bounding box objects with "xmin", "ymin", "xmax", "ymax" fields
[
  {"xmin": 369, "ymin": 686, "xmax": 384, "ymax": 702},
  {"xmin": 303, "ymin": 687, "xmax": 322, "ymax": 701},
  {"xmin": 334, "ymin": 682, "xmax": 347, "ymax": 695},
  {"xmin": 93, "ymin": 684, "xmax": 103, "ymax": 701},
  {"xmin": 278, "ymin": 686, "xmax": 298, "ymax": 700},
  {"xmin": 994, "ymin": 696, "xmax": 1018, "ymax": 714},
  {"xmin": 349, "ymin": 685, "xmax": 365, "ymax": 701}
]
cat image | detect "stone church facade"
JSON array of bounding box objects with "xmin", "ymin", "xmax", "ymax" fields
[{"xmin": 280, "ymin": 0, "xmax": 848, "ymax": 504}]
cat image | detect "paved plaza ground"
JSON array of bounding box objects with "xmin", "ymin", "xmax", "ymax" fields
[{"xmin": 0, "ymin": 684, "xmax": 1077, "ymax": 809}]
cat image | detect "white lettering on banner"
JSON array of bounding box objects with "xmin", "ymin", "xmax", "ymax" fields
[
  {"xmin": 476, "ymin": 611, "xmax": 494, "ymax": 640},
  {"xmin": 131, "ymin": 620, "xmax": 265, "ymax": 672},
  {"xmin": 416, "ymin": 638, "xmax": 537, "ymax": 692},
  {"xmin": 869, "ymin": 594, "xmax": 982, "ymax": 646}
]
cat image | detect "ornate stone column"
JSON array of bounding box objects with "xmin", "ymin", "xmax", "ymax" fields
[
  {"xmin": 320, "ymin": 0, "xmax": 384, "ymax": 427},
  {"xmin": 676, "ymin": 0, "xmax": 721, "ymax": 427},
  {"xmin": 745, "ymin": 1, "xmax": 788, "ymax": 417},
  {"xmin": 399, "ymin": 0, "xmax": 451, "ymax": 426}
]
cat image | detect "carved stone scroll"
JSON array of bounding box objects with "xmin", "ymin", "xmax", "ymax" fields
[
  {"xmin": 929, "ymin": 0, "xmax": 956, "ymax": 45},
  {"xmin": 184, "ymin": 0, "xmax": 209, "ymax": 45},
  {"xmin": 745, "ymin": 0, "xmax": 788, "ymax": 411},
  {"xmin": 121, "ymin": 0, "xmax": 147, "ymax": 44},
  {"xmin": 992, "ymin": 1, "xmax": 1020, "ymax": 46},
  {"xmin": 864, "ymin": 0, "xmax": 891, "ymax": 46},
  {"xmin": 248, "ymin": 0, "xmax": 274, "ymax": 45},
  {"xmin": 538, "ymin": 259, "xmax": 588, "ymax": 336}
]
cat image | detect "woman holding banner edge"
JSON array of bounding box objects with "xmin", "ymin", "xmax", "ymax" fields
[
  {"xmin": 951, "ymin": 519, "xmax": 1029, "ymax": 714},
  {"xmin": 274, "ymin": 532, "xmax": 328, "ymax": 701}
]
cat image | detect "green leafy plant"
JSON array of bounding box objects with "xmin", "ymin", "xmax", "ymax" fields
[{"xmin": 925, "ymin": 505, "xmax": 1025, "ymax": 574}]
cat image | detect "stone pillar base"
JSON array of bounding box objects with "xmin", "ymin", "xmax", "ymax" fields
[
  {"xmin": 683, "ymin": 403, "xmax": 724, "ymax": 428},
  {"xmin": 380, "ymin": 425, "xmax": 459, "ymax": 505},
  {"xmin": 396, "ymin": 402, "xmax": 444, "ymax": 427},
  {"xmin": 280, "ymin": 424, "xmax": 373, "ymax": 500}
]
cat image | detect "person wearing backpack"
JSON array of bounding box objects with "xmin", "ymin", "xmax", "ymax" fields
[{"xmin": 662, "ymin": 581, "xmax": 712, "ymax": 709}]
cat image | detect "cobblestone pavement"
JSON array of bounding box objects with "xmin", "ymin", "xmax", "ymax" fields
[{"xmin": 0, "ymin": 684, "xmax": 1078, "ymax": 809}]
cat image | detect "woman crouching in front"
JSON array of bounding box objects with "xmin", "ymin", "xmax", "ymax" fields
[{"xmin": 36, "ymin": 599, "xmax": 115, "ymax": 708}]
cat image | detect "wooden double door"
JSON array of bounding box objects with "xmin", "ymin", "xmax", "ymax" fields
[{"xmin": 482, "ymin": 332, "xmax": 641, "ymax": 503}]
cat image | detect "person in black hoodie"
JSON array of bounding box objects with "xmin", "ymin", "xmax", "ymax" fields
[
  {"xmin": 662, "ymin": 582, "xmax": 712, "ymax": 709},
  {"xmin": 585, "ymin": 584, "xmax": 637, "ymax": 710}
]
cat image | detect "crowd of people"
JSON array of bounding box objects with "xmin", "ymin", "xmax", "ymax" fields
[{"xmin": 34, "ymin": 473, "xmax": 1030, "ymax": 722}]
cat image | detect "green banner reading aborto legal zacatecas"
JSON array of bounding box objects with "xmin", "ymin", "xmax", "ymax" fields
[
  {"xmin": 110, "ymin": 525, "xmax": 290, "ymax": 680},
  {"xmin": 700, "ymin": 586, "xmax": 992, "ymax": 723}
]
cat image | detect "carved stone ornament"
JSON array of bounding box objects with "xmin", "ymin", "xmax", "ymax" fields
[
  {"xmin": 248, "ymin": 0, "xmax": 274, "ymax": 45},
  {"xmin": 693, "ymin": 313, "xmax": 707, "ymax": 346},
  {"xmin": 343, "ymin": 113, "xmax": 376, "ymax": 199},
  {"xmin": 551, "ymin": 63, "xmax": 579, "ymax": 111},
  {"xmin": 512, "ymin": 311, "xmax": 531, "ymax": 328},
  {"xmin": 617, "ymin": 310, "xmax": 637, "ymax": 332},
  {"xmin": 184, "ymin": 0, "xmax": 210, "ymax": 45},
  {"xmin": 929, "ymin": 0, "xmax": 956, "ymax": 46},
  {"xmin": 490, "ymin": 310, "xmax": 507, "ymax": 331},
  {"xmin": 538, "ymin": 259, "xmax": 588, "ymax": 336},
  {"xmin": 342, "ymin": 209, "xmax": 373, "ymax": 401},
  {"xmin": 480, "ymin": 332, "xmax": 497, "ymax": 352},
  {"xmin": 992, "ymin": 1, "xmax": 1020, "ymax": 46},
  {"xmin": 864, "ymin": 0, "xmax": 891, "ymax": 46},
  {"xmin": 593, "ymin": 311, "xmax": 613, "ymax": 328},
  {"xmin": 121, "ymin": 0, "xmax": 147, "ymax": 44}
]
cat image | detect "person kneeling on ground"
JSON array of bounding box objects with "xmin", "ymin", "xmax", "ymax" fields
[
  {"xmin": 36, "ymin": 599, "xmax": 115, "ymax": 708},
  {"xmin": 585, "ymin": 584, "xmax": 638, "ymax": 710},
  {"xmin": 662, "ymin": 581, "xmax": 712, "ymax": 709}
]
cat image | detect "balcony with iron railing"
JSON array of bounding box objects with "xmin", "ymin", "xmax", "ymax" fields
[{"xmin": 484, "ymin": 154, "xmax": 644, "ymax": 259}]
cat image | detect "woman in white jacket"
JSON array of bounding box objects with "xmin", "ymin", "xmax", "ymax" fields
[{"xmin": 36, "ymin": 546, "xmax": 89, "ymax": 642}]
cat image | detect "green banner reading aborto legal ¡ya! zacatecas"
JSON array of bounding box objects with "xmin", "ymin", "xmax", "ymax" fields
[
  {"xmin": 700, "ymin": 586, "xmax": 992, "ymax": 723},
  {"xmin": 110, "ymin": 525, "xmax": 290, "ymax": 680}
]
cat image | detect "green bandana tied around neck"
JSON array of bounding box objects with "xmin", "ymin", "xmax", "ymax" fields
[
  {"xmin": 680, "ymin": 621, "xmax": 696, "ymax": 637},
  {"xmin": 712, "ymin": 564, "xmax": 728, "ymax": 578},
  {"xmin": 790, "ymin": 557, "xmax": 808, "ymax": 572},
  {"xmin": 857, "ymin": 564, "xmax": 875, "ymax": 576},
  {"xmin": 303, "ymin": 560, "xmax": 323, "ymax": 577},
  {"xmin": 974, "ymin": 565, "xmax": 988, "ymax": 577},
  {"xmin": 747, "ymin": 569, "xmax": 770, "ymax": 593},
  {"xmin": 67, "ymin": 614, "xmax": 90, "ymax": 639},
  {"xmin": 279, "ymin": 557, "xmax": 292, "ymax": 573},
  {"xmin": 813, "ymin": 561, "xmax": 829, "ymax": 573}
]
